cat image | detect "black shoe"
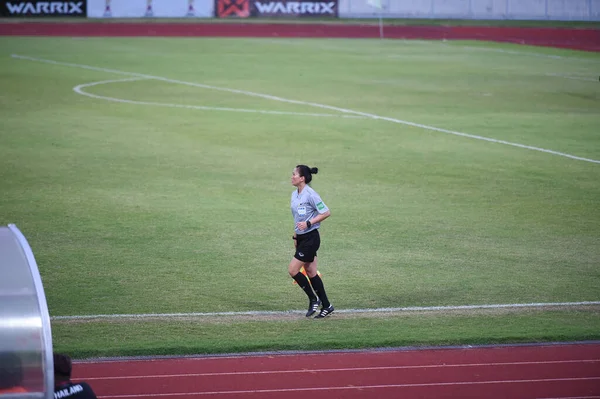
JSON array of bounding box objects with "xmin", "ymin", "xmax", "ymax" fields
[
  {"xmin": 315, "ymin": 305, "xmax": 334, "ymax": 319},
  {"xmin": 306, "ymin": 298, "xmax": 321, "ymax": 317}
]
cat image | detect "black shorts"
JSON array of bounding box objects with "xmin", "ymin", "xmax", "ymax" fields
[{"xmin": 294, "ymin": 229, "xmax": 320, "ymax": 263}]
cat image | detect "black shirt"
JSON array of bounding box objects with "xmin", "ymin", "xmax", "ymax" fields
[{"xmin": 54, "ymin": 381, "xmax": 97, "ymax": 399}]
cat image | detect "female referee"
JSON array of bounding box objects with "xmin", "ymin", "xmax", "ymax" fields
[{"xmin": 289, "ymin": 165, "xmax": 334, "ymax": 318}]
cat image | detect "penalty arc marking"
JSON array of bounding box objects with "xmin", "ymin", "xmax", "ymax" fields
[{"xmin": 73, "ymin": 78, "xmax": 367, "ymax": 119}]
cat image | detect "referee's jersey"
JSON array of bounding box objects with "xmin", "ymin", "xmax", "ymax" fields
[{"xmin": 291, "ymin": 185, "xmax": 329, "ymax": 235}]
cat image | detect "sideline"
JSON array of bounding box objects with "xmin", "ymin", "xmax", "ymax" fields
[
  {"xmin": 51, "ymin": 300, "xmax": 600, "ymax": 321},
  {"xmin": 72, "ymin": 340, "xmax": 600, "ymax": 362}
]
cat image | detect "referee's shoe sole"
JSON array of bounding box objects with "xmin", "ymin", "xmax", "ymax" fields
[{"xmin": 315, "ymin": 305, "xmax": 334, "ymax": 319}]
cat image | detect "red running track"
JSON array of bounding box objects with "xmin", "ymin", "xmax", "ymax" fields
[
  {"xmin": 73, "ymin": 343, "xmax": 600, "ymax": 399},
  {"xmin": 0, "ymin": 23, "xmax": 599, "ymax": 52}
]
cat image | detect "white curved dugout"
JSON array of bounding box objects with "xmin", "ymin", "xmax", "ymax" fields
[{"xmin": 0, "ymin": 224, "xmax": 53, "ymax": 399}]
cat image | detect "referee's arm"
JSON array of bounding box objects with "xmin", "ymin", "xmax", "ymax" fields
[{"xmin": 308, "ymin": 209, "xmax": 331, "ymax": 226}]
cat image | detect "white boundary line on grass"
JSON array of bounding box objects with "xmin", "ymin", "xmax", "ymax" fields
[
  {"xmin": 50, "ymin": 301, "xmax": 600, "ymax": 320},
  {"xmin": 73, "ymin": 78, "xmax": 366, "ymax": 119},
  {"xmin": 544, "ymin": 73, "xmax": 599, "ymax": 82},
  {"xmin": 456, "ymin": 44, "xmax": 600, "ymax": 62},
  {"xmin": 11, "ymin": 54, "xmax": 600, "ymax": 165},
  {"xmin": 259, "ymin": 38, "xmax": 600, "ymax": 63},
  {"xmin": 265, "ymin": 40, "xmax": 600, "ymax": 83}
]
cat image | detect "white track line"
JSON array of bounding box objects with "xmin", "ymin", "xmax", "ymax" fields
[
  {"xmin": 11, "ymin": 54, "xmax": 600, "ymax": 165},
  {"xmin": 73, "ymin": 78, "xmax": 365, "ymax": 119},
  {"xmin": 539, "ymin": 397, "xmax": 600, "ymax": 399},
  {"xmin": 96, "ymin": 377, "xmax": 600, "ymax": 397},
  {"xmin": 50, "ymin": 301, "xmax": 600, "ymax": 321},
  {"xmin": 80, "ymin": 359, "xmax": 600, "ymax": 380}
]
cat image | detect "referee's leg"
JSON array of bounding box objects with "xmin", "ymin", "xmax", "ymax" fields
[
  {"xmin": 306, "ymin": 257, "xmax": 331, "ymax": 309},
  {"xmin": 289, "ymin": 257, "xmax": 317, "ymax": 302}
]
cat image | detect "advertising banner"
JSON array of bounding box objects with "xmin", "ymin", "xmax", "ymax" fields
[
  {"xmin": 0, "ymin": 1, "xmax": 87, "ymax": 17},
  {"xmin": 87, "ymin": 0, "xmax": 211, "ymax": 18},
  {"xmin": 215, "ymin": 0, "xmax": 338, "ymax": 18},
  {"xmin": 215, "ymin": 0, "xmax": 248, "ymax": 18}
]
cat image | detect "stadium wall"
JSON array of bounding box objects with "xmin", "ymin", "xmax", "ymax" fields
[
  {"xmin": 85, "ymin": 0, "xmax": 599, "ymax": 21},
  {"xmin": 340, "ymin": 0, "xmax": 600, "ymax": 21},
  {"xmin": 1, "ymin": 0, "xmax": 598, "ymax": 21}
]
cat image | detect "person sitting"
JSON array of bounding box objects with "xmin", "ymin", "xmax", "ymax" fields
[
  {"xmin": 0, "ymin": 352, "xmax": 28, "ymax": 394},
  {"xmin": 53, "ymin": 353, "xmax": 97, "ymax": 399}
]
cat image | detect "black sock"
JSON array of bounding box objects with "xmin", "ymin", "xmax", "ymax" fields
[
  {"xmin": 309, "ymin": 274, "xmax": 330, "ymax": 308},
  {"xmin": 293, "ymin": 272, "xmax": 317, "ymax": 301}
]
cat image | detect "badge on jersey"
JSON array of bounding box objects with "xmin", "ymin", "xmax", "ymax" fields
[
  {"xmin": 317, "ymin": 202, "xmax": 325, "ymax": 211},
  {"xmin": 297, "ymin": 206, "xmax": 307, "ymax": 216}
]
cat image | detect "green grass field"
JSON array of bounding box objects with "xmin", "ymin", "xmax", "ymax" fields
[{"xmin": 1, "ymin": 36, "xmax": 599, "ymax": 358}]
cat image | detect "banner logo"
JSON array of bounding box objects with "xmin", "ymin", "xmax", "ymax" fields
[
  {"xmin": 103, "ymin": 0, "xmax": 110, "ymax": 17},
  {"xmin": 251, "ymin": 0, "xmax": 337, "ymax": 17},
  {"xmin": 1, "ymin": 1, "xmax": 85, "ymax": 16},
  {"xmin": 254, "ymin": 1, "xmax": 335, "ymax": 15},
  {"xmin": 144, "ymin": 0, "xmax": 153, "ymax": 17},
  {"xmin": 216, "ymin": 0, "xmax": 249, "ymax": 17}
]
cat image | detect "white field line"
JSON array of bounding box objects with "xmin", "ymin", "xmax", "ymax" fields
[
  {"xmin": 80, "ymin": 359, "xmax": 600, "ymax": 380},
  {"xmin": 457, "ymin": 45, "xmax": 600, "ymax": 63},
  {"xmin": 545, "ymin": 73, "xmax": 599, "ymax": 82},
  {"xmin": 12, "ymin": 54, "xmax": 600, "ymax": 165},
  {"xmin": 73, "ymin": 78, "xmax": 366, "ymax": 119},
  {"xmin": 50, "ymin": 301, "xmax": 600, "ymax": 321},
  {"xmin": 96, "ymin": 377, "xmax": 600, "ymax": 397},
  {"xmin": 256, "ymin": 38, "xmax": 600, "ymax": 63},
  {"xmin": 398, "ymin": 41, "xmax": 600, "ymax": 63},
  {"xmin": 259, "ymin": 40, "xmax": 600, "ymax": 85}
]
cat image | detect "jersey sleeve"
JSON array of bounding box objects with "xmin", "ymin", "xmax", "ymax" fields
[{"xmin": 310, "ymin": 192, "xmax": 329, "ymax": 214}]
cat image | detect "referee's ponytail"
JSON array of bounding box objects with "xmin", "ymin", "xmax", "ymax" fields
[{"xmin": 297, "ymin": 165, "xmax": 318, "ymax": 184}]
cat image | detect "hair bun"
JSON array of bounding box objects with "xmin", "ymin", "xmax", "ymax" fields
[{"xmin": 310, "ymin": 167, "xmax": 319, "ymax": 174}]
